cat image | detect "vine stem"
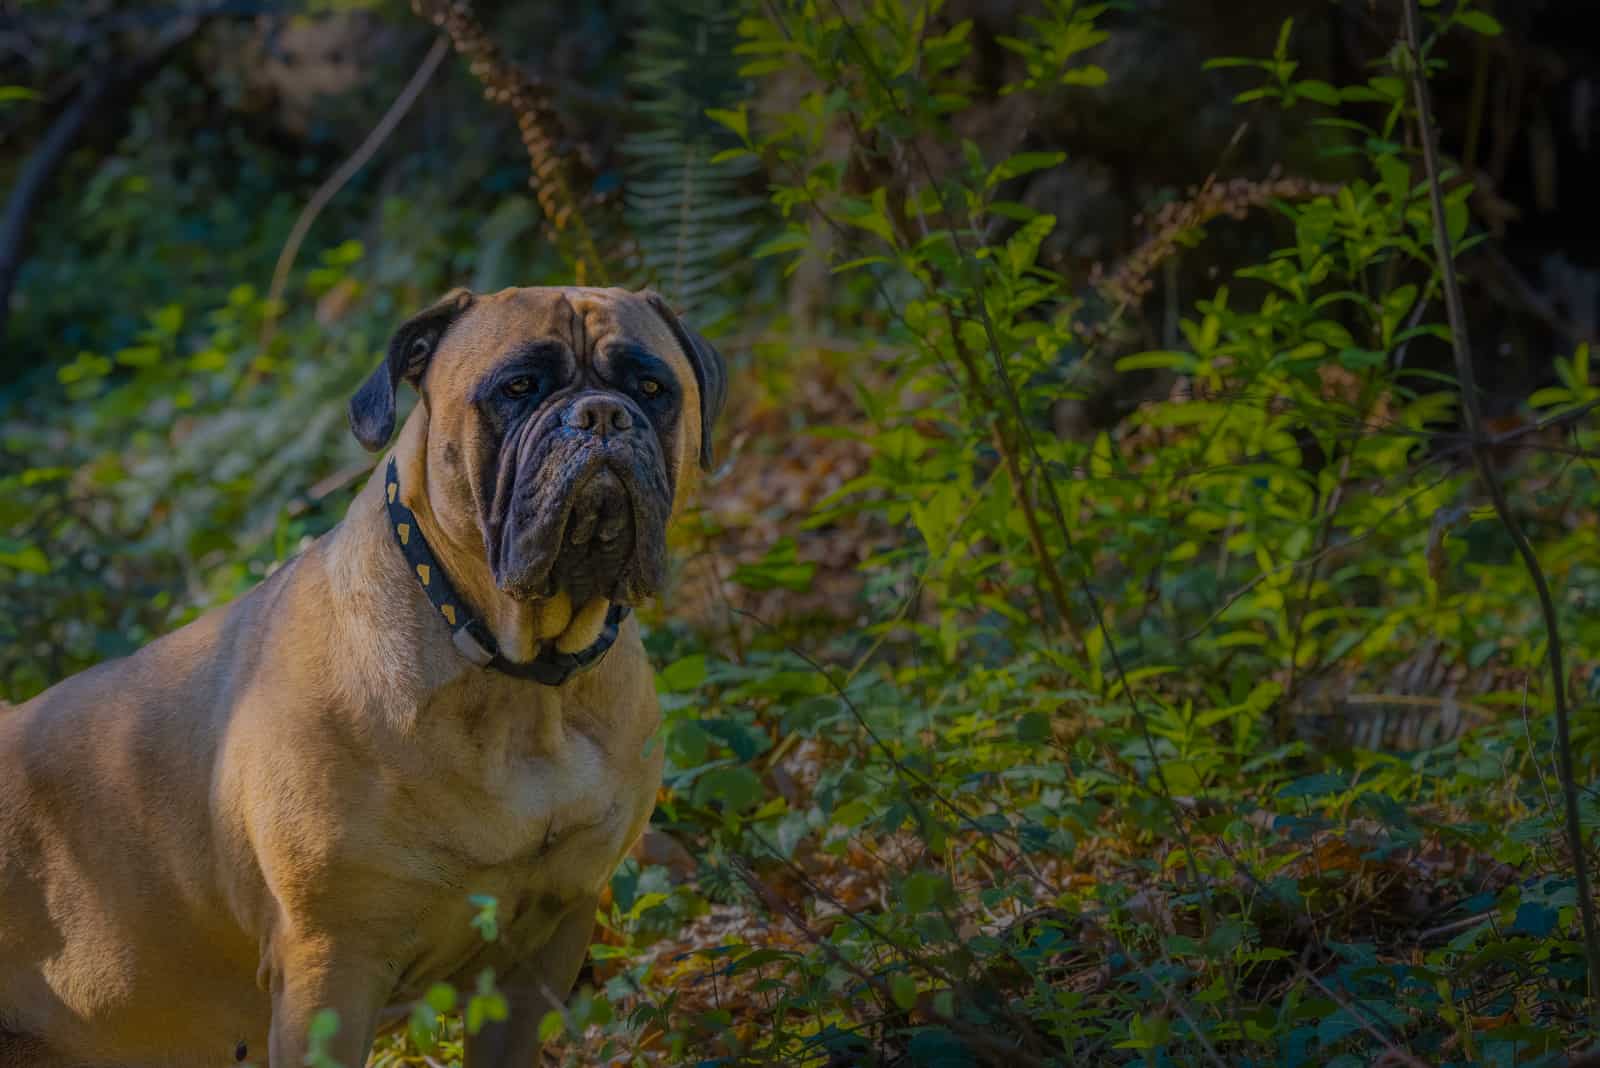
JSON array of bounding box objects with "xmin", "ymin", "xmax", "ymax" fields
[
  {"xmin": 259, "ymin": 35, "xmax": 451, "ymax": 351},
  {"xmin": 1401, "ymin": 0, "xmax": 1600, "ymax": 1006}
]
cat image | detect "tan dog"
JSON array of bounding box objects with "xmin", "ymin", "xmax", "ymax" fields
[{"xmin": 0, "ymin": 286, "xmax": 725, "ymax": 1067}]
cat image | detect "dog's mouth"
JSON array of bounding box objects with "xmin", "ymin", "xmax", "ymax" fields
[
  {"xmin": 544, "ymin": 464, "xmax": 639, "ymax": 606},
  {"xmin": 484, "ymin": 415, "xmax": 671, "ymax": 607}
]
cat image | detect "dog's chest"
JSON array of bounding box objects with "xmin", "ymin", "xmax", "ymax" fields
[
  {"xmin": 459, "ymin": 738, "xmax": 627, "ymax": 878},
  {"xmin": 378, "ymin": 693, "xmax": 653, "ymax": 994}
]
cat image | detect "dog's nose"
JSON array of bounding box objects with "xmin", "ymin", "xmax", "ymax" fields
[{"xmin": 563, "ymin": 394, "xmax": 633, "ymax": 436}]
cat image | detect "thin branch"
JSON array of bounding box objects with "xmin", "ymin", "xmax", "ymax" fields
[
  {"xmin": 731, "ymin": 606, "xmax": 1055, "ymax": 893},
  {"xmin": 943, "ymin": 305, "xmax": 1083, "ymax": 646},
  {"xmin": 1296, "ymin": 966, "xmax": 1430, "ymax": 1068},
  {"xmin": 730, "ymin": 845, "xmax": 1054, "ymax": 1068},
  {"xmin": 258, "ymin": 35, "xmax": 450, "ymax": 350},
  {"xmin": 1402, "ymin": 0, "xmax": 1600, "ymax": 1007},
  {"xmin": 819, "ymin": 0, "xmax": 1224, "ymax": 949}
]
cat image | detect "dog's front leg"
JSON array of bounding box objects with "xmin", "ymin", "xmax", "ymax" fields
[
  {"xmin": 267, "ymin": 939, "xmax": 391, "ymax": 1068},
  {"xmin": 464, "ymin": 895, "xmax": 598, "ymax": 1067}
]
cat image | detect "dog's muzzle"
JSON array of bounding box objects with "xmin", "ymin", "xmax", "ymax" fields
[
  {"xmin": 548, "ymin": 464, "xmax": 637, "ymax": 605},
  {"xmin": 486, "ymin": 392, "xmax": 672, "ymax": 606}
]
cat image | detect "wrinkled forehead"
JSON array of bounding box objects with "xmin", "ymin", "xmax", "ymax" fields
[{"xmin": 433, "ymin": 286, "xmax": 693, "ymax": 387}]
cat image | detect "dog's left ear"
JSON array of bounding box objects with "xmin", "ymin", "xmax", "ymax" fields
[
  {"xmin": 348, "ymin": 288, "xmax": 475, "ymax": 452},
  {"xmin": 644, "ymin": 292, "xmax": 727, "ymax": 471}
]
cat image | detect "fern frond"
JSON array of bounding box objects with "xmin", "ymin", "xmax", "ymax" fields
[{"xmin": 622, "ymin": 0, "xmax": 769, "ymax": 322}]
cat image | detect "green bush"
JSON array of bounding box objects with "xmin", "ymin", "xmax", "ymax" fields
[{"xmin": 5, "ymin": 2, "xmax": 1597, "ymax": 1065}]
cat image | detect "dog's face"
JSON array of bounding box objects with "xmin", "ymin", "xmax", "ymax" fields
[{"xmin": 347, "ymin": 286, "xmax": 725, "ymax": 610}]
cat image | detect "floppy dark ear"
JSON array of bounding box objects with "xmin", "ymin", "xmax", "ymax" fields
[
  {"xmin": 348, "ymin": 288, "xmax": 475, "ymax": 452},
  {"xmin": 644, "ymin": 292, "xmax": 727, "ymax": 471}
]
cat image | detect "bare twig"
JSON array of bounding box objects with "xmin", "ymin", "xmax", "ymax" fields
[
  {"xmin": 1402, "ymin": 0, "xmax": 1600, "ymax": 1005},
  {"xmin": 731, "ymin": 844, "xmax": 1055, "ymax": 1067},
  {"xmin": 942, "ymin": 306, "xmax": 1083, "ymax": 646},
  {"xmin": 1296, "ymin": 966, "xmax": 1431, "ymax": 1068},
  {"xmin": 258, "ymin": 35, "xmax": 449, "ymax": 350},
  {"xmin": 1415, "ymin": 910, "xmax": 1493, "ymax": 945},
  {"xmin": 730, "ymin": 606, "xmax": 1055, "ymax": 892}
]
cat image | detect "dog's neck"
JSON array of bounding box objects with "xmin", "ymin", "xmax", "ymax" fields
[
  {"xmin": 312, "ymin": 439, "xmax": 651, "ymax": 776},
  {"xmin": 315, "ymin": 453, "xmax": 465, "ymax": 720},
  {"xmin": 402, "ymin": 407, "xmax": 586, "ymax": 659},
  {"xmin": 316, "ymin": 407, "xmax": 611, "ymax": 721}
]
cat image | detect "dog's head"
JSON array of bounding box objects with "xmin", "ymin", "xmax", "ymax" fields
[{"xmin": 348, "ymin": 286, "xmax": 725, "ymax": 621}]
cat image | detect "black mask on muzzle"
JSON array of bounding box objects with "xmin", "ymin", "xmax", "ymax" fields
[{"xmin": 483, "ymin": 393, "xmax": 673, "ymax": 607}]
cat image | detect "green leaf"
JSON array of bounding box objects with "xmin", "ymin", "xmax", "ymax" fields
[
  {"xmin": 0, "ymin": 541, "xmax": 50, "ymax": 575},
  {"xmin": 903, "ymin": 871, "xmax": 953, "ymax": 912},
  {"xmin": 1293, "ymin": 79, "xmax": 1341, "ymax": 105},
  {"xmin": 987, "ymin": 151, "xmax": 1067, "ymax": 188},
  {"xmin": 986, "ymin": 199, "xmax": 1042, "ymax": 222},
  {"xmin": 730, "ymin": 537, "xmax": 816, "ymax": 591},
  {"xmin": 307, "ymin": 1009, "xmax": 340, "ymax": 1041},
  {"xmin": 469, "ymin": 894, "xmax": 500, "ymax": 942},
  {"xmin": 188, "ymin": 348, "xmax": 228, "ymax": 373},
  {"xmin": 1004, "ymin": 213, "xmax": 1056, "ymax": 274},
  {"xmin": 1367, "ymin": 75, "xmax": 1405, "ymax": 101},
  {"xmin": 1274, "ymin": 18, "xmax": 1294, "ymax": 61},
  {"xmin": 539, "ymin": 1010, "xmax": 565, "ymax": 1043},
  {"xmin": 1115, "ymin": 350, "xmax": 1197, "ymax": 373},
  {"xmin": 1454, "ymin": 10, "xmax": 1503, "ymax": 35},
  {"xmin": 114, "ymin": 345, "xmax": 162, "ymax": 368},
  {"xmin": 305, "ymin": 1008, "xmax": 344, "ymax": 1067},
  {"xmin": 831, "ymin": 255, "xmax": 892, "ymax": 274},
  {"xmin": 1277, "ymin": 773, "xmax": 1347, "ymax": 799},
  {"xmin": 753, "ymin": 229, "xmax": 811, "ymax": 259},
  {"xmin": 729, "ymin": 948, "xmax": 795, "ymax": 973},
  {"xmin": 466, "ymin": 969, "xmax": 508, "ymax": 1034},
  {"xmin": 1017, "ymin": 711, "xmax": 1051, "ymax": 743},
  {"xmin": 705, "ymin": 104, "xmax": 750, "ymax": 141},
  {"xmin": 832, "ymin": 798, "xmax": 874, "ymax": 828},
  {"xmin": 837, "ymin": 189, "xmax": 897, "ymax": 245},
  {"xmin": 424, "ymin": 982, "xmax": 456, "ymax": 1014},
  {"xmin": 659, "ymin": 653, "xmax": 708, "ymax": 693},
  {"xmin": 890, "ymin": 973, "xmax": 919, "ymax": 1010},
  {"xmin": 407, "ymin": 1003, "xmax": 439, "ymax": 1053},
  {"xmin": 149, "ymin": 304, "xmax": 184, "ymax": 336},
  {"xmin": 692, "ymin": 766, "xmax": 764, "ymax": 812},
  {"xmin": 1061, "ymin": 64, "xmax": 1107, "ymax": 86}
]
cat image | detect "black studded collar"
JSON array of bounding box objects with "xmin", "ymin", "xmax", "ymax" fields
[{"xmin": 384, "ymin": 457, "xmax": 628, "ymax": 686}]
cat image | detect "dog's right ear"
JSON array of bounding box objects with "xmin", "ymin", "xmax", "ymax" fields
[{"xmin": 348, "ymin": 288, "xmax": 475, "ymax": 452}]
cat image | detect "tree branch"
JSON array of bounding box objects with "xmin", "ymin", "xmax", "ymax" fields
[
  {"xmin": 1401, "ymin": 0, "xmax": 1600, "ymax": 1009},
  {"xmin": 258, "ymin": 35, "xmax": 450, "ymax": 350},
  {"xmin": 0, "ymin": 12, "xmax": 205, "ymax": 342}
]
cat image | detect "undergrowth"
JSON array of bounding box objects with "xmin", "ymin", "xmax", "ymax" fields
[{"xmin": 4, "ymin": 1, "xmax": 1598, "ymax": 1065}]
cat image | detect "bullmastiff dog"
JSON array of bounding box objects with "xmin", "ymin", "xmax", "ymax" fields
[{"xmin": 0, "ymin": 286, "xmax": 725, "ymax": 1067}]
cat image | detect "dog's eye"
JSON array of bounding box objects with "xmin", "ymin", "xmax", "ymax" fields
[
  {"xmin": 638, "ymin": 378, "xmax": 662, "ymax": 398},
  {"xmin": 502, "ymin": 375, "xmax": 537, "ymax": 399},
  {"xmin": 405, "ymin": 335, "xmax": 433, "ymax": 374}
]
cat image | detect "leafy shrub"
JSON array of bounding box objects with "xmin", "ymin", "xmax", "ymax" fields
[{"xmin": 5, "ymin": 2, "xmax": 1597, "ymax": 1065}]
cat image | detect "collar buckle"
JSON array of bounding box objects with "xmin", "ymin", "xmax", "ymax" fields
[{"xmin": 451, "ymin": 625, "xmax": 496, "ymax": 668}]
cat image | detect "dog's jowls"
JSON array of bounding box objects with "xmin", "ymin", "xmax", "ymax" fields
[{"xmin": 0, "ymin": 286, "xmax": 725, "ymax": 1067}]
